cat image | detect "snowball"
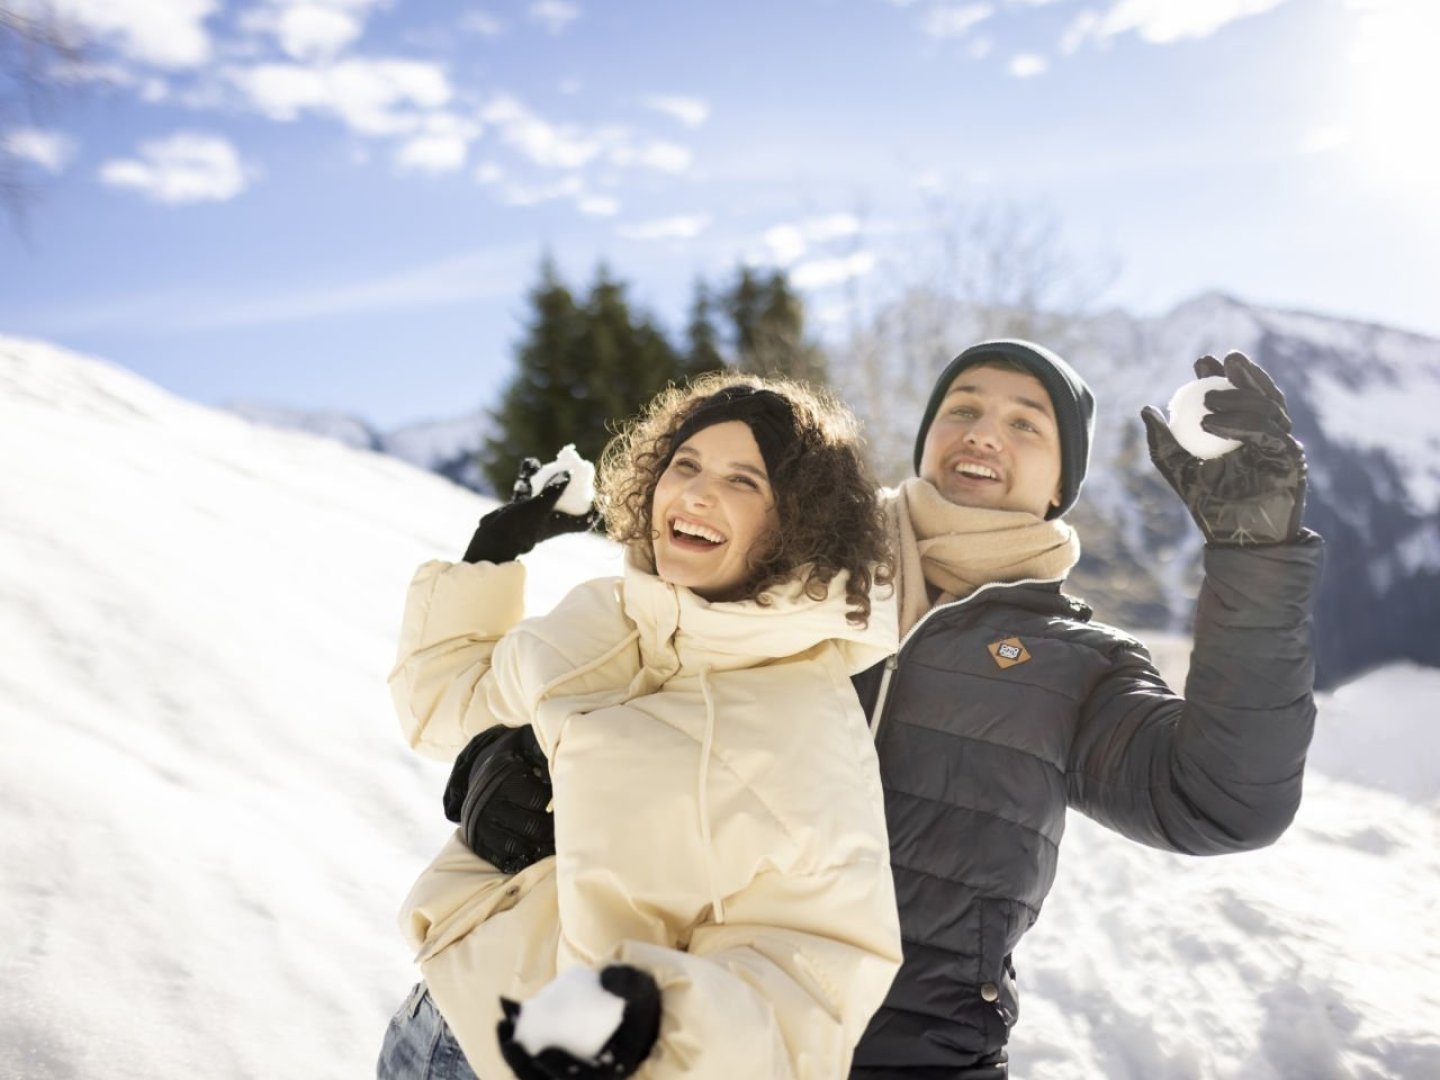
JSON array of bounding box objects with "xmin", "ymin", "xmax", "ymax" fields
[
  {"xmin": 530, "ymin": 444, "xmax": 596, "ymax": 516},
  {"xmin": 1166, "ymin": 376, "xmax": 1243, "ymax": 460},
  {"xmin": 511, "ymin": 966, "xmax": 626, "ymax": 1062}
]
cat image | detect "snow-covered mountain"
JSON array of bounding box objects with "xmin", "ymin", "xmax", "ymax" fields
[
  {"xmin": 226, "ymin": 399, "xmax": 385, "ymax": 452},
  {"xmin": 1063, "ymin": 292, "xmax": 1440, "ymax": 688},
  {"xmin": 2, "ymin": 336, "xmax": 1438, "ymax": 1078},
  {"xmin": 226, "ymin": 401, "xmax": 494, "ymax": 493},
  {"xmin": 834, "ymin": 290, "xmax": 1440, "ymax": 689},
  {"xmin": 231, "ymin": 292, "xmax": 1439, "ymax": 688},
  {"xmin": 382, "ymin": 409, "xmax": 494, "ymax": 492}
]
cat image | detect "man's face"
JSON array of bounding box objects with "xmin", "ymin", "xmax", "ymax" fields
[{"xmin": 918, "ymin": 364, "xmax": 1064, "ymax": 518}]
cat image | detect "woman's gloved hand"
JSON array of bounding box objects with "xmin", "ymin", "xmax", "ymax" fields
[
  {"xmin": 1140, "ymin": 352, "xmax": 1308, "ymax": 546},
  {"xmin": 463, "ymin": 457, "xmax": 599, "ymax": 564},
  {"xmin": 497, "ymin": 966, "xmax": 662, "ymax": 1080},
  {"xmin": 443, "ymin": 725, "xmax": 555, "ymax": 874}
]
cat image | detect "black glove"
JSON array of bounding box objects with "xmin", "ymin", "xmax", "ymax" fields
[
  {"xmin": 443, "ymin": 725, "xmax": 555, "ymax": 874},
  {"xmin": 497, "ymin": 966, "xmax": 662, "ymax": 1080},
  {"xmin": 463, "ymin": 457, "xmax": 599, "ymax": 564},
  {"xmin": 1141, "ymin": 352, "xmax": 1307, "ymax": 546}
]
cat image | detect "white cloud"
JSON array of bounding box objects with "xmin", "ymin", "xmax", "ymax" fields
[
  {"xmin": 460, "ymin": 9, "xmax": 505, "ymax": 36},
  {"xmin": 1059, "ymin": 10, "xmax": 1101, "ymax": 53},
  {"xmin": 529, "ymin": 0, "xmax": 581, "ymax": 34},
  {"xmin": 394, "ymin": 111, "xmax": 481, "ymax": 173},
  {"xmin": 764, "ymin": 225, "xmax": 807, "ymax": 264},
  {"xmin": 395, "ymin": 135, "xmax": 467, "ymax": 174},
  {"xmin": 622, "ymin": 140, "xmax": 693, "ymax": 174},
  {"xmin": 1009, "ymin": 52, "xmax": 1049, "ymax": 76},
  {"xmin": 790, "ymin": 251, "xmax": 877, "ymax": 289},
  {"xmin": 763, "ymin": 213, "xmax": 863, "ymax": 264},
  {"xmin": 474, "ymin": 161, "xmax": 504, "ymax": 183},
  {"xmin": 803, "ymin": 212, "xmax": 862, "ymax": 242},
  {"xmin": 482, "ymin": 95, "xmax": 693, "ymax": 175},
  {"xmin": 482, "ymin": 95, "xmax": 610, "ymax": 168},
  {"xmin": 228, "ymin": 59, "xmax": 453, "ymax": 136},
  {"xmin": 271, "ymin": 4, "xmax": 365, "ymax": 61},
  {"xmin": 26, "ymin": 244, "xmax": 537, "ymax": 333},
  {"xmin": 49, "ymin": 0, "xmax": 217, "ymax": 69},
  {"xmin": 922, "ymin": 3, "xmax": 996, "ymax": 39},
  {"xmin": 1072, "ymin": 0, "xmax": 1291, "ymax": 47},
  {"xmin": 98, "ymin": 132, "xmax": 253, "ymax": 204},
  {"xmin": 577, "ymin": 194, "xmax": 619, "ymax": 216},
  {"xmin": 501, "ymin": 175, "xmax": 584, "ymax": 206},
  {"xmin": 4, "ymin": 128, "xmax": 78, "ymax": 174},
  {"xmin": 617, "ymin": 213, "xmax": 712, "ymax": 241},
  {"xmin": 641, "ymin": 95, "xmax": 710, "ymax": 128}
]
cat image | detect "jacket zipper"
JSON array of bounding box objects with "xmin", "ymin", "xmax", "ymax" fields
[
  {"xmin": 868, "ymin": 654, "xmax": 899, "ymax": 738},
  {"xmin": 869, "ymin": 575, "xmax": 1069, "ymax": 743}
]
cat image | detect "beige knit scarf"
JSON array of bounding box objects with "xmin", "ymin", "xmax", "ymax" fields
[{"xmin": 888, "ymin": 477, "xmax": 1081, "ymax": 636}]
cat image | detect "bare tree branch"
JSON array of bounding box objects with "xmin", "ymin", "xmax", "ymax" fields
[
  {"xmin": 829, "ymin": 199, "xmax": 1120, "ymax": 484},
  {"xmin": 1, "ymin": 2, "xmax": 87, "ymax": 234}
]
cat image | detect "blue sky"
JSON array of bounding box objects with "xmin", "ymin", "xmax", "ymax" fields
[{"xmin": 2, "ymin": 0, "xmax": 1435, "ymax": 428}]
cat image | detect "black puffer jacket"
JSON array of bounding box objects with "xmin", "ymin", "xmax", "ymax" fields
[{"xmin": 849, "ymin": 535, "xmax": 1323, "ymax": 1078}]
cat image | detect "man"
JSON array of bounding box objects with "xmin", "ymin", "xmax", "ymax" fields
[{"xmin": 447, "ymin": 340, "xmax": 1322, "ymax": 1078}]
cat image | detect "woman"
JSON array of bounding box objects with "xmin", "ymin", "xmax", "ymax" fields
[{"xmin": 380, "ymin": 374, "xmax": 902, "ymax": 1079}]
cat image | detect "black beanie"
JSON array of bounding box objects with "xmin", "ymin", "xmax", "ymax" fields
[
  {"xmin": 911, "ymin": 339, "xmax": 1095, "ymax": 520},
  {"xmin": 667, "ymin": 384, "xmax": 799, "ymax": 480}
]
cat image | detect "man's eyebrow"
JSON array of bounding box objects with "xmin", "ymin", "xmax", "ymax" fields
[{"xmin": 946, "ymin": 384, "xmax": 1055, "ymax": 418}]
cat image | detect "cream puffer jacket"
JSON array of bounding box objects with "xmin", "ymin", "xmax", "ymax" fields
[{"xmin": 389, "ymin": 553, "xmax": 903, "ymax": 1079}]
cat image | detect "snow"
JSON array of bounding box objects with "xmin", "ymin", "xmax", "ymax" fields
[
  {"xmin": 529, "ymin": 444, "xmax": 597, "ymax": 516},
  {"xmin": 2, "ymin": 335, "xmax": 1438, "ymax": 1079},
  {"xmin": 1307, "ymin": 370, "xmax": 1440, "ymax": 514},
  {"xmin": 511, "ymin": 966, "xmax": 625, "ymax": 1062},
  {"xmin": 1166, "ymin": 376, "xmax": 1241, "ymax": 460}
]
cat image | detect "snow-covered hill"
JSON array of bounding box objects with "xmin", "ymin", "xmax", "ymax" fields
[{"xmin": 2, "ymin": 337, "xmax": 1437, "ymax": 1079}]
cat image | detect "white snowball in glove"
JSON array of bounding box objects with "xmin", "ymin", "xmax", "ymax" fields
[
  {"xmin": 530, "ymin": 444, "xmax": 596, "ymax": 516},
  {"xmin": 1166, "ymin": 376, "xmax": 1242, "ymax": 460},
  {"xmin": 512, "ymin": 966, "xmax": 626, "ymax": 1061}
]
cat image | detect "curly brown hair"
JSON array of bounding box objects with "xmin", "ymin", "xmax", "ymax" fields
[{"xmin": 598, "ymin": 371, "xmax": 893, "ymax": 625}]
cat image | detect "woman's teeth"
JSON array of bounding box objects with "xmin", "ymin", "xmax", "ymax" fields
[{"xmin": 673, "ymin": 519, "xmax": 724, "ymax": 544}]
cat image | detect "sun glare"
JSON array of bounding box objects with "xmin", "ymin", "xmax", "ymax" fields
[{"xmin": 1340, "ymin": 0, "xmax": 1440, "ymax": 192}]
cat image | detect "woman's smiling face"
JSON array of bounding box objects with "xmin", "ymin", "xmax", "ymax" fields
[{"xmin": 650, "ymin": 420, "xmax": 780, "ymax": 601}]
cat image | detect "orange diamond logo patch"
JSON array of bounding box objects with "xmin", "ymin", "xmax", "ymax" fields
[{"xmin": 987, "ymin": 636, "xmax": 1031, "ymax": 670}]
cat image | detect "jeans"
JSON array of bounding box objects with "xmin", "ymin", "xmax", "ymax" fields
[{"xmin": 377, "ymin": 982, "xmax": 482, "ymax": 1080}]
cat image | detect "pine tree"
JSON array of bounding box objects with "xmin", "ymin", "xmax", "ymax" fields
[
  {"xmin": 724, "ymin": 266, "xmax": 828, "ymax": 386},
  {"xmin": 480, "ymin": 257, "xmax": 588, "ymax": 495},
  {"xmin": 480, "ymin": 259, "xmax": 686, "ymax": 496},
  {"xmin": 681, "ymin": 278, "xmax": 728, "ymax": 380}
]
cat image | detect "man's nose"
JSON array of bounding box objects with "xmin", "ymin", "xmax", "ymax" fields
[{"xmin": 963, "ymin": 417, "xmax": 1002, "ymax": 450}]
